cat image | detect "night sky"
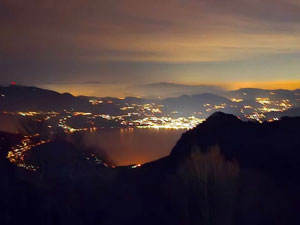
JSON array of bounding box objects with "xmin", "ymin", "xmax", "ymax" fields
[{"xmin": 1, "ymin": 0, "xmax": 300, "ymax": 97}]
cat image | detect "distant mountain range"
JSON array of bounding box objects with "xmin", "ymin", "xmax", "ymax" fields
[
  {"xmin": 129, "ymin": 82, "xmax": 225, "ymax": 98},
  {"xmin": 1, "ymin": 84, "xmax": 300, "ymax": 119}
]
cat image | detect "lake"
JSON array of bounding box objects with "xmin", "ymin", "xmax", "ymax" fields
[{"xmin": 83, "ymin": 128, "xmax": 186, "ymax": 166}]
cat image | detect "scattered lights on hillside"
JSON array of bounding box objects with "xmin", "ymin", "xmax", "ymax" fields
[
  {"xmin": 73, "ymin": 112, "xmax": 92, "ymax": 116},
  {"xmin": 214, "ymin": 104, "xmax": 226, "ymax": 109},
  {"xmin": 7, "ymin": 134, "xmax": 50, "ymax": 171},
  {"xmin": 2, "ymin": 95, "xmax": 295, "ymax": 133},
  {"xmin": 2, "ymin": 92, "xmax": 296, "ymax": 132},
  {"xmin": 256, "ymin": 97, "xmax": 271, "ymax": 105},
  {"xmin": 85, "ymin": 153, "xmax": 115, "ymax": 168},
  {"xmin": 89, "ymin": 99, "xmax": 103, "ymax": 105},
  {"xmin": 18, "ymin": 111, "xmax": 40, "ymax": 116},
  {"xmin": 3, "ymin": 91, "xmax": 299, "ymax": 171},
  {"xmin": 132, "ymin": 164, "xmax": 141, "ymax": 168},
  {"xmin": 268, "ymin": 117, "xmax": 279, "ymax": 122},
  {"xmin": 278, "ymin": 100, "xmax": 292, "ymax": 109},
  {"xmin": 231, "ymin": 98, "xmax": 243, "ymax": 102},
  {"xmin": 246, "ymin": 112, "xmax": 266, "ymax": 123},
  {"xmin": 120, "ymin": 106, "xmax": 134, "ymax": 110}
]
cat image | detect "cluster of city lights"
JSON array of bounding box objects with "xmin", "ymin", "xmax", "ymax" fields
[
  {"xmin": 89, "ymin": 99, "xmax": 103, "ymax": 105},
  {"xmin": 7, "ymin": 134, "xmax": 50, "ymax": 171},
  {"xmin": 243, "ymin": 98, "xmax": 293, "ymax": 122},
  {"xmin": 231, "ymin": 98, "xmax": 243, "ymax": 103},
  {"xmin": 133, "ymin": 116, "xmax": 205, "ymax": 129},
  {"xmin": 2, "ymin": 95, "xmax": 296, "ymax": 132},
  {"xmin": 3, "ymin": 92, "xmax": 298, "ymax": 171}
]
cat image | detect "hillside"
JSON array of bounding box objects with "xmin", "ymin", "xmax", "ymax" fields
[
  {"xmin": 1, "ymin": 113, "xmax": 300, "ymax": 224},
  {"xmin": 0, "ymin": 85, "xmax": 122, "ymax": 115}
]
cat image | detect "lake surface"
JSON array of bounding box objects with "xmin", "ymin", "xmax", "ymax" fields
[{"xmin": 83, "ymin": 128, "xmax": 186, "ymax": 166}]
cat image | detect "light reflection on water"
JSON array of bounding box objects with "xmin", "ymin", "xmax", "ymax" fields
[{"xmin": 83, "ymin": 128, "xmax": 186, "ymax": 166}]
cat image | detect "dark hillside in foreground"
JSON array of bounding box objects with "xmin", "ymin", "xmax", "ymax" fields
[
  {"xmin": 137, "ymin": 112, "xmax": 300, "ymax": 225},
  {"xmin": 1, "ymin": 113, "xmax": 300, "ymax": 225},
  {"xmin": 171, "ymin": 112, "xmax": 300, "ymax": 175}
]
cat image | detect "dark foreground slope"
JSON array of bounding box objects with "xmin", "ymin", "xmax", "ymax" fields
[
  {"xmin": 1, "ymin": 113, "xmax": 300, "ymax": 225},
  {"xmin": 165, "ymin": 112, "xmax": 300, "ymax": 225}
]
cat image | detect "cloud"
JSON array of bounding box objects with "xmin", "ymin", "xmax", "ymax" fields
[
  {"xmin": 1, "ymin": 0, "xmax": 300, "ymax": 63},
  {"xmin": 0, "ymin": 0, "xmax": 300, "ymax": 89}
]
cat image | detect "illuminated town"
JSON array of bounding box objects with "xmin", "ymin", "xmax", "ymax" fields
[
  {"xmin": 2, "ymin": 93, "xmax": 297, "ymax": 131},
  {"xmin": 2, "ymin": 89, "xmax": 299, "ymax": 170},
  {"xmin": 7, "ymin": 134, "xmax": 50, "ymax": 171}
]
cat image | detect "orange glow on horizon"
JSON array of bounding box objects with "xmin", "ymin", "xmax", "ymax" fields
[
  {"xmin": 40, "ymin": 80, "xmax": 300, "ymax": 98},
  {"xmin": 226, "ymin": 80, "xmax": 300, "ymax": 90},
  {"xmin": 181, "ymin": 80, "xmax": 300, "ymax": 91}
]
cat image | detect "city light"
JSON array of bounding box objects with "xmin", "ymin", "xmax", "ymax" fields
[
  {"xmin": 231, "ymin": 98, "xmax": 243, "ymax": 102},
  {"xmin": 3, "ymin": 93, "xmax": 297, "ymax": 170}
]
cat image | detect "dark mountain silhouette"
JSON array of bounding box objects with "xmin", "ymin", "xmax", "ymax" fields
[
  {"xmin": 0, "ymin": 85, "xmax": 89, "ymax": 111},
  {"xmin": 130, "ymin": 82, "xmax": 224, "ymax": 98},
  {"xmin": 1, "ymin": 112, "xmax": 300, "ymax": 224},
  {"xmin": 170, "ymin": 112, "xmax": 300, "ymax": 174},
  {"xmin": 143, "ymin": 112, "xmax": 300, "ymax": 225},
  {"xmin": 0, "ymin": 85, "xmax": 122, "ymax": 115}
]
